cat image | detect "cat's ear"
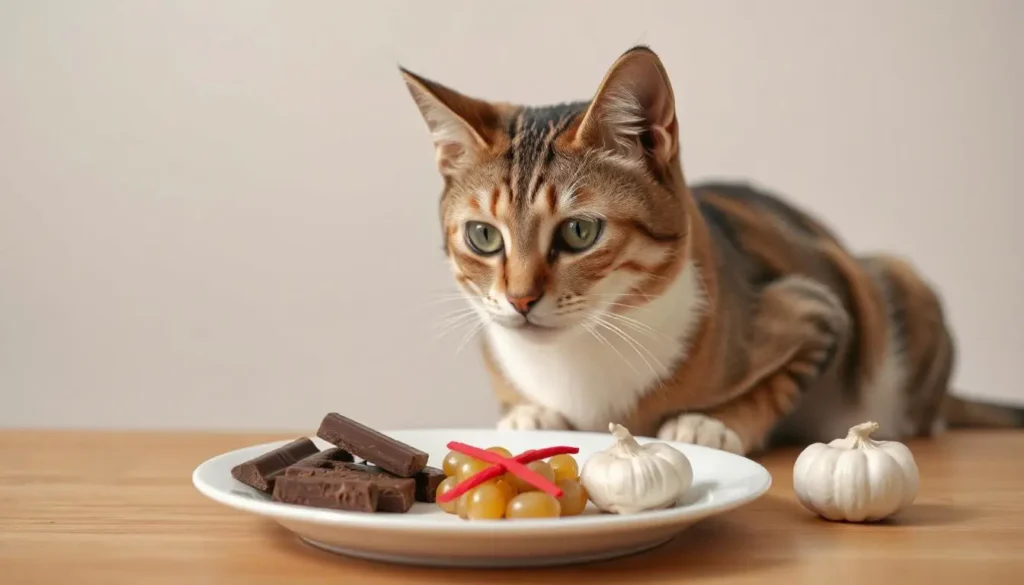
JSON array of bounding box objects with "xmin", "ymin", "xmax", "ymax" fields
[
  {"xmin": 574, "ymin": 47, "xmax": 678, "ymax": 171},
  {"xmin": 400, "ymin": 68, "xmax": 501, "ymax": 177}
]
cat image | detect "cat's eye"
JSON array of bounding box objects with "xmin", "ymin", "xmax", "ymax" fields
[
  {"xmin": 465, "ymin": 221, "xmax": 504, "ymax": 255},
  {"xmin": 556, "ymin": 217, "xmax": 603, "ymax": 252}
]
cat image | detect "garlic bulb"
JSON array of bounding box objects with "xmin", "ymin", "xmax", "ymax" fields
[
  {"xmin": 793, "ymin": 421, "xmax": 919, "ymax": 522},
  {"xmin": 580, "ymin": 423, "xmax": 693, "ymax": 515}
]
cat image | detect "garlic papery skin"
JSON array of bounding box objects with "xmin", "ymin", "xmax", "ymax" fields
[
  {"xmin": 580, "ymin": 423, "xmax": 694, "ymax": 515},
  {"xmin": 793, "ymin": 421, "xmax": 919, "ymax": 522}
]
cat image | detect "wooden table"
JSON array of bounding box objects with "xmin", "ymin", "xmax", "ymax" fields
[{"xmin": 2, "ymin": 430, "xmax": 1023, "ymax": 584}]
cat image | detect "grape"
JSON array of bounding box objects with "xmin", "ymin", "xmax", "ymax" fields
[
  {"xmin": 435, "ymin": 476, "xmax": 460, "ymax": 514},
  {"xmin": 457, "ymin": 458, "xmax": 491, "ymax": 482},
  {"xmin": 548, "ymin": 454, "xmax": 579, "ymax": 482},
  {"xmin": 485, "ymin": 446, "xmax": 517, "ymax": 484},
  {"xmin": 493, "ymin": 478, "xmax": 517, "ymax": 501},
  {"xmin": 486, "ymin": 446, "xmax": 513, "ymax": 459},
  {"xmin": 556, "ymin": 479, "xmax": 588, "ymax": 516},
  {"xmin": 463, "ymin": 483, "xmax": 509, "ymax": 520},
  {"xmin": 442, "ymin": 451, "xmax": 467, "ymax": 477},
  {"xmin": 511, "ymin": 460, "xmax": 555, "ymax": 493},
  {"xmin": 506, "ymin": 492, "xmax": 561, "ymax": 519}
]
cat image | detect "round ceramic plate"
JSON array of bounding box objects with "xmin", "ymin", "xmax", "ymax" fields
[{"xmin": 192, "ymin": 428, "xmax": 771, "ymax": 568}]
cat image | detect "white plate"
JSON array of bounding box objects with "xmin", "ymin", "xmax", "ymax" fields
[{"xmin": 192, "ymin": 428, "xmax": 771, "ymax": 568}]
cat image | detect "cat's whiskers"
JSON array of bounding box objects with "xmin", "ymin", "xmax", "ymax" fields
[
  {"xmin": 433, "ymin": 304, "xmax": 479, "ymax": 322},
  {"xmin": 432, "ymin": 305, "xmax": 485, "ymax": 342},
  {"xmin": 454, "ymin": 314, "xmax": 491, "ymax": 356},
  {"xmin": 599, "ymin": 301, "xmax": 652, "ymax": 311},
  {"xmin": 577, "ymin": 294, "xmax": 660, "ymax": 315},
  {"xmin": 581, "ymin": 318, "xmax": 641, "ymax": 377},
  {"xmin": 601, "ymin": 311, "xmax": 676, "ymax": 344},
  {"xmin": 578, "ymin": 292, "xmax": 658, "ymax": 299},
  {"xmin": 432, "ymin": 316, "xmax": 482, "ymax": 343},
  {"xmin": 434, "ymin": 308, "xmax": 480, "ymax": 330},
  {"xmin": 427, "ymin": 296, "xmax": 473, "ymax": 306},
  {"xmin": 589, "ymin": 313, "xmax": 665, "ymax": 380},
  {"xmin": 435, "ymin": 303, "xmax": 478, "ymax": 316}
]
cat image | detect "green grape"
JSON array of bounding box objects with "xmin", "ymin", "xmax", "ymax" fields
[{"xmin": 506, "ymin": 492, "xmax": 561, "ymax": 519}]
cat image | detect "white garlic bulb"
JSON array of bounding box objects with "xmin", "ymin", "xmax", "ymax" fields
[
  {"xmin": 580, "ymin": 423, "xmax": 693, "ymax": 515},
  {"xmin": 793, "ymin": 421, "xmax": 919, "ymax": 522}
]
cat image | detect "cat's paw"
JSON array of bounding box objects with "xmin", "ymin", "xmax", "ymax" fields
[
  {"xmin": 497, "ymin": 404, "xmax": 570, "ymax": 431},
  {"xmin": 658, "ymin": 413, "xmax": 744, "ymax": 455}
]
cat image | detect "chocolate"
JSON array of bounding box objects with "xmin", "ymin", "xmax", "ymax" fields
[
  {"xmin": 316, "ymin": 413, "xmax": 428, "ymax": 477},
  {"xmin": 230, "ymin": 437, "xmax": 320, "ymax": 493},
  {"xmin": 291, "ymin": 447, "xmax": 354, "ymax": 468},
  {"xmin": 285, "ymin": 461, "xmax": 384, "ymax": 475},
  {"xmin": 272, "ymin": 475, "xmax": 379, "ymax": 512},
  {"xmin": 285, "ymin": 462, "xmax": 416, "ymax": 513},
  {"xmin": 414, "ymin": 466, "xmax": 446, "ymax": 503}
]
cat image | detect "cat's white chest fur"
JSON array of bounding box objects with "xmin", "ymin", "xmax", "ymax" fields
[{"xmin": 484, "ymin": 261, "xmax": 706, "ymax": 431}]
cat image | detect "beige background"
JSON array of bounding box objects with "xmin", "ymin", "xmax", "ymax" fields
[{"xmin": 2, "ymin": 0, "xmax": 1021, "ymax": 431}]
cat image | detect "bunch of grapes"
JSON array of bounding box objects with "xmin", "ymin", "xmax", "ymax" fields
[{"xmin": 435, "ymin": 447, "xmax": 589, "ymax": 520}]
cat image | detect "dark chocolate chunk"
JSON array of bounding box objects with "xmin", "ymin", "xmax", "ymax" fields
[
  {"xmin": 316, "ymin": 413, "xmax": 428, "ymax": 477},
  {"xmin": 413, "ymin": 466, "xmax": 446, "ymax": 503},
  {"xmin": 272, "ymin": 475, "xmax": 379, "ymax": 512},
  {"xmin": 291, "ymin": 447, "xmax": 354, "ymax": 469},
  {"xmin": 372, "ymin": 482, "xmax": 415, "ymax": 513},
  {"xmin": 285, "ymin": 462, "xmax": 416, "ymax": 513},
  {"xmin": 230, "ymin": 437, "xmax": 320, "ymax": 493}
]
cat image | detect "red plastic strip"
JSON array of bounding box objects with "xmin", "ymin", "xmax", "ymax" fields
[{"xmin": 435, "ymin": 445, "xmax": 578, "ymax": 503}]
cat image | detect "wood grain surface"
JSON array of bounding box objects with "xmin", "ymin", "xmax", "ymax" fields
[{"xmin": 2, "ymin": 429, "xmax": 1023, "ymax": 584}]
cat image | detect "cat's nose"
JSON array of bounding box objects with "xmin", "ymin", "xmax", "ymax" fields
[{"xmin": 507, "ymin": 292, "xmax": 543, "ymax": 316}]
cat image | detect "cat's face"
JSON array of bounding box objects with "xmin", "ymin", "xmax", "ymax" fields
[{"xmin": 404, "ymin": 47, "xmax": 689, "ymax": 340}]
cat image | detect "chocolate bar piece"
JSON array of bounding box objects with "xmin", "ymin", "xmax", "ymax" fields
[
  {"xmin": 272, "ymin": 475, "xmax": 378, "ymax": 512},
  {"xmin": 230, "ymin": 437, "xmax": 320, "ymax": 493},
  {"xmin": 285, "ymin": 462, "xmax": 416, "ymax": 513},
  {"xmin": 414, "ymin": 466, "xmax": 446, "ymax": 503},
  {"xmin": 316, "ymin": 413, "xmax": 428, "ymax": 477},
  {"xmin": 291, "ymin": 447, "xmax": 354, "ymax": 468},
  {"xmin": 286, "ymin": 461, "xmax": 384, "ymax": 476}
]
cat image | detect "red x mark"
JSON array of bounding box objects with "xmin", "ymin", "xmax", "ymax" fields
[{"xmin": 435, "ymin": 442, "xmax": 579, "ymax": 504}]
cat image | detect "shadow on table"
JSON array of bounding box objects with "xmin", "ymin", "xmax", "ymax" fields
[
  {"xmin": 789, "ymin": 501, "xmax": 978, "ymax": 528},
  {"xmin": 261, "ymin": 494, "xmax": 797, "ymax": 583},
  {"xmin": 880, "ymin": 502, "xmax": 979, "ymax": 527}
]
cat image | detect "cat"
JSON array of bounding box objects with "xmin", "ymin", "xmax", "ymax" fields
[{"xmin": 401, "ymin": 46, "xmax": 1022, "ymax": 454}]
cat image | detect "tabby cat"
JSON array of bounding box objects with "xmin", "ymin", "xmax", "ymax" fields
[{"xmin": 401, "ymin": 46, "xmax": 1021, "ymax": 454}]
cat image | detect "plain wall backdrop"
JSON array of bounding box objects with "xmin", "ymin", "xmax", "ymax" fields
[{"xmin": 2, "ymin": 0, "xmax": 1022, "ymax": 432}]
